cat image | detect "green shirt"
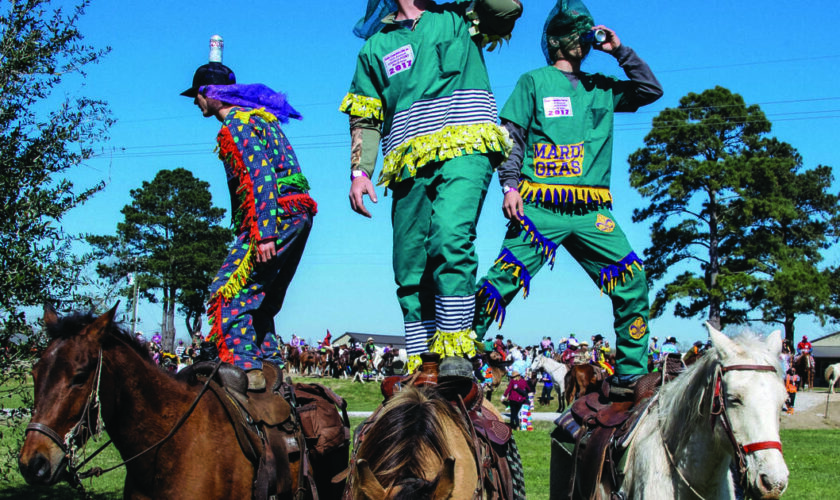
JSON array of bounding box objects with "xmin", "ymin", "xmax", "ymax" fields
[
  {"xmin": 340, "ymin": 2, "xmax": 510, "ymax": 186},
  {"xmin": 501, "ymin": 66, "xmax": 628, "ymax": 204}
]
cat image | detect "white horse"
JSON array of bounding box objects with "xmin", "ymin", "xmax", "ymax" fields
[
  {"xmin": 622, "ymin": 324, "xmax": 788, "ymax": 499},
  {"xmin": 529, "ymin": 355, "xmax": 568, "ymax": 411},
  {"xmin": 825, "ymin": 363, "xmax": 840, "ymax": 394}
]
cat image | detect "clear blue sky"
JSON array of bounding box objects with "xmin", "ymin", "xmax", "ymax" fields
[{"xmin": 56, "ymin": 0, "xmax": 840, "ymax": 347}]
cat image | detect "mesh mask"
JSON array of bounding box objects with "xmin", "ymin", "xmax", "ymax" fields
[
  {"xmin": 353, "ymin": 0, "xmax": 398, "ymax": 40},
  {"xmin": 541, "ymin": 0, "xmax": 595, "ymax": 64}
]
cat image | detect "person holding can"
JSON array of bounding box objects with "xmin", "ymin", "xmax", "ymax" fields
[
  {"xmin": 340, "ymin": 0, "xmax": 522, "ymax": 371},
  {"xmin": 474, "ymin": 0, "xmax": 663, "ymax": 402}
]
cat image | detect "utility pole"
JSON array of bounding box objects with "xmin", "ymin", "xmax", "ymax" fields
[{"xmin": 131, "ymin": 258, "xmax": 139, "ymax": 335}]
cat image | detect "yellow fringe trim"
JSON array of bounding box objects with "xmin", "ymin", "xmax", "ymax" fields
[
  {"xmin": 519, "ymin": 180, "xmax": 613, "ymax": 206},
  {"xmin": 232, "ymin": 107, "xmax": 278, "ymax": 124},
  {"xmin": 380, "ymin": 122, "xmax": 511, "ymax": 186},
  {"xmin": 213, "ymin": 243, "xmax": 256, "ymax": 301},
  {"xmin": 406, "ymin": 354, "xmax": 422, "ymax": 374},
  {"xmin": 429, "ymin": 329, "xmax": 478, "ymax": 359},
  {"xmin": 339, "ymin": 93, "xmax": 383, "ymax": 121}
]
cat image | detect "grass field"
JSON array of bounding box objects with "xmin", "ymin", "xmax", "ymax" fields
[{"xmin": 2, "ymin": 374, "xmax": 838, "ymax": 498}]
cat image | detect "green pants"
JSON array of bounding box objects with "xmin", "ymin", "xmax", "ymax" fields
[
  {"xmin": 391, "ymin": 154, "xmax": 493, "ymax": 356},
  {"xmin": 475, "ymin": 203, "xmax": 650, "ymax": 376}
]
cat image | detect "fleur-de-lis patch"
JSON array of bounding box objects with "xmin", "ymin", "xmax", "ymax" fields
[
  {"xmin": 595, "ymin": 213, "xmax": 615, "ymax": 233},
  {"xmin": 629, "ymin": 317, "xmax": 647, "ymax": 340}
]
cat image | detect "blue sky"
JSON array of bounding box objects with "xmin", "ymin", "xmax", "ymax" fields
[{"xmin": 55, "ymin": 0, "xmax": 840, "ymax": 346}]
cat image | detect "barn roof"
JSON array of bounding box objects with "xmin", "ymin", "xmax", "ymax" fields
[{"xmin": 332, "ymin": 332, "xmax": 406, "ymax": 349}]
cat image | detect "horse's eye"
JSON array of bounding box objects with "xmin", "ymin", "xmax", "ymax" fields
[
  {"xmin": 727, "ymin": 395, "xmax": 743, "ymax": 406},
  {"xmin": 70, "ymin": 372, "xmax": 89, "ymax": 387}
]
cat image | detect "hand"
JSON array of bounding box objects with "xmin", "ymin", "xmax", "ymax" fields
[
  {"xmin": 349, "ymin": 176, "xmax": 378, "ymax": 218},
  {"xmin": 502, "ymin": 190, "xmax": 524, "ymax": 220},
  {"xmin": 592, "ymin": 25, "xmax": 621, "ymax": 54},
  {"xmin": 255, "ymin": 239, "xmax": 277, "ymax": 264}
]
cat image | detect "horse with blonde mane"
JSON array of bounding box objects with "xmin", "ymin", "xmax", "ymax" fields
[
  {"xmin": 621, "ymin": 325, "xmax": 789, "ymax": 499},
  {"xmin": 348, "ymin": 385, "xmax": 479, "ymax": 499},
  {"xmin": 825, "ymin": 362, "xmax": 840, "ymax": 394}
]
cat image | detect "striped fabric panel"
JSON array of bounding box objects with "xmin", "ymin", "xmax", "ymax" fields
[
  {"xmin": 435, "ymin": 295, "xmax": 476, "ymax": 333},
  {"xmin": 405, "ymin": 320, "xmax": 436, "ymax": 356},
  {"xmin": 383, "ymin": 89, "xmax": 498, "ymax": 155}
]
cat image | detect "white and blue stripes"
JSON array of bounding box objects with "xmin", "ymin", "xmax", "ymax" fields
[
  {"xmin": 435, "ymin": 295, "xmax": 475, "ymax": 333},
  {"xmin": 405, "ymin": 320, "xmax": 436, "ymax": 356},
  {"xmin": 383, "ymin": 89, "xmax": 498, "ymax": 156}
]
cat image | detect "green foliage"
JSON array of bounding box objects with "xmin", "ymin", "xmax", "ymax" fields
[
  {"xmin": 0, "ymin": 0, "xmax": 112, "ymax": 330},
  {"xmin": 629, "ymin": 86, "xmax": 839, "ymax": 335},
  {"xmin": 87, "ymin": 168, "xmax": 231, "ymax": 350}
]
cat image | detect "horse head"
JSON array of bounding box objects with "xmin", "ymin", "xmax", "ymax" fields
[
  {"xmin": 19, "ymin": 303, "xmax": 119, "ymax": 486},
  {"xmin": 351, "ymin": 386, "xmax": 477, "ymax": 499},
  {"xmin": 529, "ymin": 354, "xmax": 545, "ymax": 374},
  {"xmin": 707, "ymin": 324, "xmax": 789, "ymax": 499}
]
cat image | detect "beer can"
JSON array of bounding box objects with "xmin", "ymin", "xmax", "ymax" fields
[
  {"xmin": 581, "ymin": 29, "xmax": 607, "ymax": 45},
  {"xmin": 209, "ymin": 35, "xmax": 223, "ymax": 63}
]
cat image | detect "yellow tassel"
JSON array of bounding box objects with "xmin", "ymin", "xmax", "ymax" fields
[
  {"xmin": 519, "ymin": 180, "xmax": 613, "ymax": 206},
  {"xmin": 233, "ymin": 108, "xmax": 279, "ymax": 124},
  {"xmin": 214, "ymin": 243, "xmax": 256, "ymax": 301},
  {"xmin": 379, "ymin": 123, "xmax": 512, "ymax": 187},
  {"xmin": 339, "ymin": 93, "xmax": 383, "ymax": 121},
  {"xmin": 406, "ymin": 354, "xmax": 422, "ymax": 373}
]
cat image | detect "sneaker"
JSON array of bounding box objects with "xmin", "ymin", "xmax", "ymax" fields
[
  {"xmin": 607, "ymin": 373, "xmax": 644, "ymax": 402},
  {"xmin": 247, "ymin": 369, "xmax": 266, "ymax": 391}
]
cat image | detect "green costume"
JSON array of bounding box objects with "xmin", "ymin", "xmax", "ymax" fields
[
  {"xmin": 341, "ymin": 0, "xmax": 521, "ymax": 369},
  {"xmin": 475, "ymin": 16, "xmax": 662, "ymax": 376}
]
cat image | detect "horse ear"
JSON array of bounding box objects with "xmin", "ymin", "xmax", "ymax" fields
[
  {"xmin": 355, "ymin": 459, "xmax": 387, "ymax": 500},
  {"xmin": 43, "ymin": 303, "xmax": 59, "ymax": 327},
  {"xmin": 706, "ymin": 322, "xmax": 739, "ymax": 359},
  {"xmin": 431, "ymin": 457, "xmax": 456, "ymax": 500},
  {"xmin": 765, "ymin": 330, "xmax": 783, "ymax": 356},
  {"xmin": 84, "ymin": 303, "xmax": 120, "ymax": 341}
]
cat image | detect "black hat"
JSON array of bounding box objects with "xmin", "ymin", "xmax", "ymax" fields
[
  {"xmin": 181, "ymin": 62, "xmax": 236, "ymax": 97},
  {"xmin": 593, "ymin": 334, "xmax": 604, "ymax": 343}
]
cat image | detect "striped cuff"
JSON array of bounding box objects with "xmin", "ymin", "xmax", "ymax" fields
[
  {"xmin": 435, "ymin": 295, "xmax": 475, "ymax": 333},
  {"xmin": 405, "ymin": 320, "xmax": 435, "ymax": 356}
]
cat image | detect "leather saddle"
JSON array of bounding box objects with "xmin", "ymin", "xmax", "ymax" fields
[
  {"xmin": 178, "ymin": 361, "xmax": 311, "ymax": 500},
  {"xmin": 552, "ymin": 373, "xmax": 661, "ymax": 500}
]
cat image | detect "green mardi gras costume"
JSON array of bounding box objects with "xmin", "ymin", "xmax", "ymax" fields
[
  {"xmin": 475, "ymin": 1, "xmax": 663, "ymax": 377},
  {"xmin": 340, "ymin": 0, "xmax": 522, "ymax": 371}
]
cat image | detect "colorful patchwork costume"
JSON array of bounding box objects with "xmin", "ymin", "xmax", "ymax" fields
[
  {"xmin": 475, "ymin": 2, "xmax": 662, "ymax": 377},
  {"xmin": 193, "ymin": 76, "xmax": 317, "ymax": 371},
  {"xmin": 341, "ymin": 0, "xmax": 522, "ymax": 370}
]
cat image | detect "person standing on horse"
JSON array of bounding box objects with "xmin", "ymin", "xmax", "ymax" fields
[
  {"xmin": 183, "ymin": 42, "xmax": 317, "ymax": 391},
  {"xmin": 340, "ymin": 0, "xmax": 523, "ymax": 371},
  {"xmin": 473, "ymin": 0, "xmax": 662, "ymax": 403}
]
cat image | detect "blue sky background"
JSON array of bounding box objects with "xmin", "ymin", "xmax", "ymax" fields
[{"xmin": 54, "ymin": 0, "xmax": 840, "ymax": 346}]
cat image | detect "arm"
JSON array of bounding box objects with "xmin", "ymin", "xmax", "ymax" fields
[
  {"xmin": 591, "ymin": 26, "xmax": 663, "ymax": 112},
  {"xmin": 348, "ymin": 115, "xmax": 382, "ymax": 218},
  {"xmin": 472, "ymin": 0, "xmax": 523, "ymax": 38},
  {"xmin": 499, "ymin": 120, "xmax": 525, "ymax": 219}
]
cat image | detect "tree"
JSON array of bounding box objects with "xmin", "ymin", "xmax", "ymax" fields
[
  {"xmin": 629, "ymin": 86, "xmax": 839, "ymax": 337},
  {"xmin": 88, "ymin": 168, "xmax": 231, "ymax": 350},
  {"xmin": 0, "ymin": 0, "xmax": 111, "ymax": 333},
  {"xmin": 0, "ymin": 0, "xmax": 111, "ymax": 481}
]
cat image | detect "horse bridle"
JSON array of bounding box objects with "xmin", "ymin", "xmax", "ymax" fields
[
  {"xmin": 663, "ymin": 363, "xmax": 783, "ymax": 500},
  {"xmin": 25, "ymin": 349, "xmax": 105, "ymax": 489},
  {"xmin": 710, "ymin": 364, "xmax": 783, "ymax": 478}
]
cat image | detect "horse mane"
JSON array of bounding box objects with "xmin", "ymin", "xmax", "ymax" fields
[
  {"xmin": 658, "ymin": 332, "xmax": 780, "ymax": 453},
  {"xmin": 47, "ymin": 311, "xmax": 153, "ymax": 363},
  {"xmin": 356, "ymin": 385, "xmax": 469, "ymax": 499}
]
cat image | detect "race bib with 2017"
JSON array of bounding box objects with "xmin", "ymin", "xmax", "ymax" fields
[
  {"xmin": 383, "ymin": 45, "xmax": 414, "ymax": 78},
  {"xmin": 543, "ymin": 97, "xmax": 573, "ymax": 118}
]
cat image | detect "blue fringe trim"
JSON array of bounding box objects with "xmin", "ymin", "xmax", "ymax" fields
[
  {"xmin": 477, "ymin": 281, "xmax": 506, "ymax": 328},
  {"xmin": 600, "ymin": 251, "xmax": 645, "ymax": 293},
  {"xmin": 495, "ymin": 248, "xmax": 532, "ymax": 298},
  {"xmin": 513, "ymin": 215, "xmax": 559, "ymax": 270}
]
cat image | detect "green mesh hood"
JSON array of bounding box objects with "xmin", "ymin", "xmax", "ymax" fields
[{"xmin": 541, "ymin": 0, "xmax": 594, "ymax": 64}]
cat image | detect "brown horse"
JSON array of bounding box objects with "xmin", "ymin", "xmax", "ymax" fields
[
  {"xmin": 286, "ymin": 344, "xmax": 301, "ymax": 374},
  {"xmin": 300, "ymin": 349, "xmax": 321, "ymax": 377},
  {"xmin": 563, "ymin": 363, "xmax": 602, "ymax": 407},
  {"xmin": 348, "ymin": 385, "xmax": 479, "ymax": 499},
  {"xmin": 19, "ymin": 305, "xmax": 344, "ymax": 499},
  {"xmin": 471, "ymin": 353, "xmax": 509, "ymax": 402},
  {"xmin": 794, "ymin": 353, "xmax": 815, "ymax": 390}
]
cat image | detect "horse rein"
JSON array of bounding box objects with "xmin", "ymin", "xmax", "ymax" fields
[{"xmin": 662, "ymin": 363, "xmax": 783, "ymax": 499}]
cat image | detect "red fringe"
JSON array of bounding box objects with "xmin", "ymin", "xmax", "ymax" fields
[
  {"xmin": 279, "ymin": 193, "xmax": 319, "ymax": 216},
  {"xmin": 206, "ymin": 295, "xmax": 234, "ymax": 364},
  {"xmin": 217, "ymin": 127, "xmax": 260, "ymax": 238}
]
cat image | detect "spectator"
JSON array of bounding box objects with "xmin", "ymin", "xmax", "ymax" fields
[
  {"xmin": 784, "ymin": 368, "xmax": 800, "ymax": 414},
  {"xmin": 502, "ymin": 367, "xmax": 533, "ymax": 430},
  {"xmin": 660, "ymin": 336, "xmax": 679, "ymax": 355}
]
